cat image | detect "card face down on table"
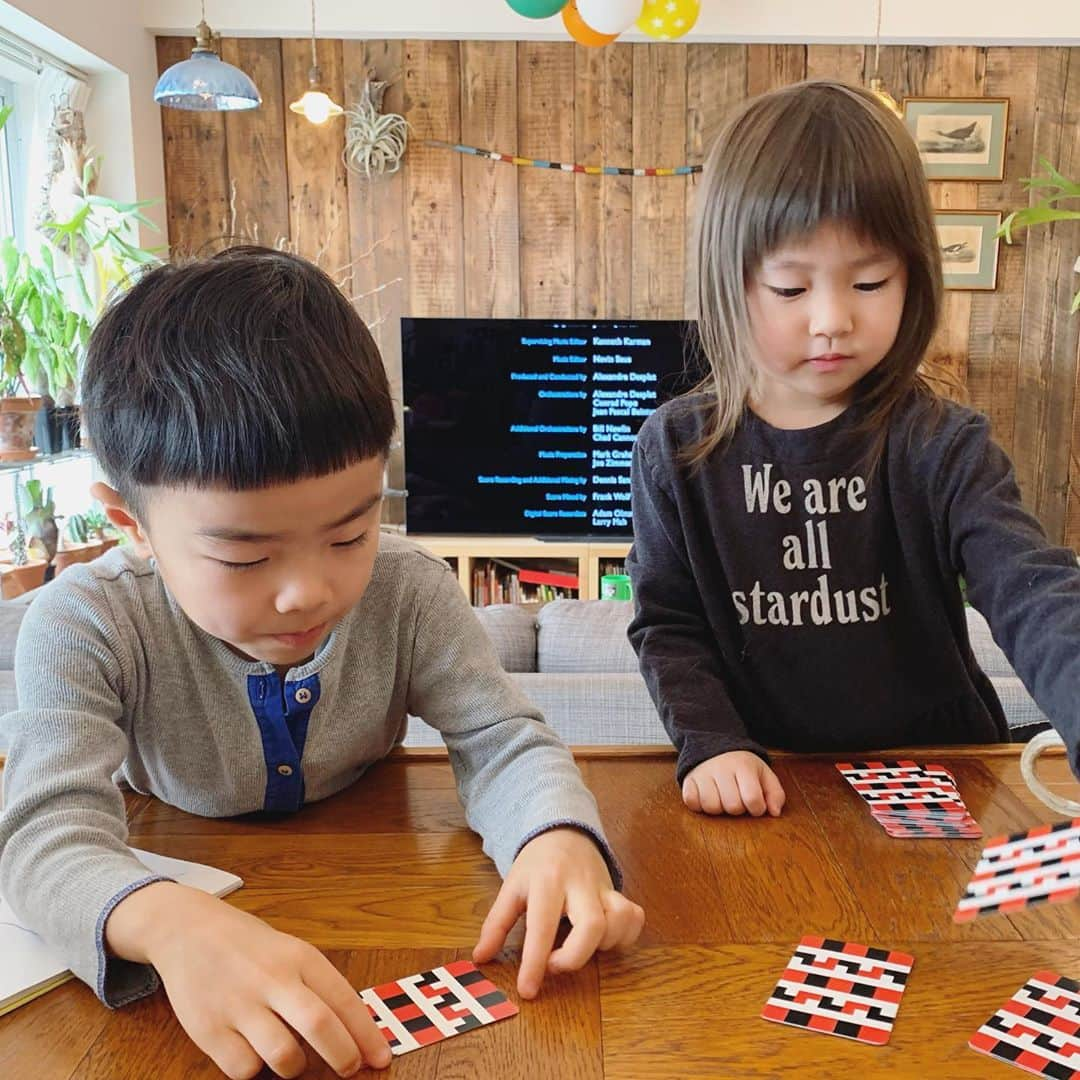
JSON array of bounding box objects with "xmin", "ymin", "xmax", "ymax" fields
[
  {"xmin": 954, "ymin": 818, "xmax": 1080, "ymax": 922},
  {"xmin": 969, "ymin": 969, "xmax": 1080, "ymax": 1079},
  {"xmin": 761, "ymin": 935, "xmax": 915, "ymax": 1046}
]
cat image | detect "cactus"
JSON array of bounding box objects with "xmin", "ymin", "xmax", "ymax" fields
[{"xmin": 66, "ymin": 512, "xmax": 89, "ymax": 543}]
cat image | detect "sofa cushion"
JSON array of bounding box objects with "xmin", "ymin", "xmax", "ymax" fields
[
  {"xmin": 404, "ymin": 672, "xmax": 666, "ymax": 747},
  {"xmin": 0, "ymin": 601, "xmax": 29, "ymax": 670},
  {"xmin": 964, "ymin": 606, "xmax": 1013, "ymax": 677},
  {"xmin": 471, "ymin": 602, "xmax": 537, "ymax": 672},
  {"xmin": 536, "ymin": 599, "xmax": 638, "ymax": 674},
  {"xmin": 0, "ymin": 671, "xmax": 18, "ymax": 751}
]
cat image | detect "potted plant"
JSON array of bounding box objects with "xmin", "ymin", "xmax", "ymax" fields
[
  {"xmin": 0, "ymin": 239, "xmax": 89, "ymax": 451},
  {"xmin": 53, "ymin": 511, "xmax": 104, "ymax": 574},
  {"xmin": 83, "ymin": 506, "xmax": 121, "ymax": 552},
  {"xmin": 0, "ymin": 514, "xmax": 47, "ymax": 598},
  {"xmin": 19, "ymin": 479, "xmax": 59, "ymax": 581},
  {"xmin": 0, "ymin": 104, "xmax": 160, "ymax": 453},
  {"xmin": 1000, "ymin": 160, "xmax": 1080, "ymax": 314},
  {"xmin": 0, "ymin": 295, "xmax": 43, "ymax": 460}
]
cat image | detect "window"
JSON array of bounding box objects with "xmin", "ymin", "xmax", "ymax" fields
[{"xmin": 0, "ymin": 75, "xmax": 23, "ymax": 244}]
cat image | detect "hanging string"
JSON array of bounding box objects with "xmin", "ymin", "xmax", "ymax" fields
[
  {"xmin": 423, "ymin": 139, "xmax": 701, "ymax": 177},
  {"xmin": 874, "ymin": 0, "xmax": 883, "ymax": 77}
]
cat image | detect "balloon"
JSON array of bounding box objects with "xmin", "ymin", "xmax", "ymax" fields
[
  {"xmin": 505, "ymin": 0, "xmax": 569, "ymax": 18},
  {"xmin": 562, "ymin": 0, "xmax": 619, "ymax": 45},
  {"xmin": 635, "ymin": 0, "xmax": 700, "ymax": 39},
  {"xmin": 576, "ymin": 0, "xmax": 643, "ymax": 35}
]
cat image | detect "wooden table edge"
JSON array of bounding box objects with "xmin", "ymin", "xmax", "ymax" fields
[{"xmin": 0, "ymin": 743, "xmax": 1067, "ymax": 769}]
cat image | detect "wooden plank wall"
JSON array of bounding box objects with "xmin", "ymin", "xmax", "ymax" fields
[{"xmin": 155, "ymin": 39, "xmax": 1080, "ymax": 546}]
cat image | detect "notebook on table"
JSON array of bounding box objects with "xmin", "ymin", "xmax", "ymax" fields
[{"xmin": 0, "ymin": 847, "xmax": 243, "ymax": 1017}]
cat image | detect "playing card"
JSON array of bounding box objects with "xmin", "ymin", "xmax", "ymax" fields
[
  {"xmin": 877, "ymin": 821, "xmax": 983, "ymax": 838},
  {"xmin": 835, "ymin": 761, "xmax": 957, "ymax": 784},
  {"xmin": 954, "ymin": 819, "xmax": 1080, "ymax": 922},
  {"xmin": 969, "ymin": 970, "xmax": 1080, "ymax": 1078},
  {"xmin": 761, "ymin": 935, "xmax": 914, "ymax": 1045},
  {"xmin": 836, "ymin": 761, "xmax": 982, "ymax": 839},
  {"xmin": 359, "ymin": 960, "xmax": 518, "ymax": 1056}
]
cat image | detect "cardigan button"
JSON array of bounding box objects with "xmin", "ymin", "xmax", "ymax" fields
[
  {"xmin": 294, "ymin": 687, "xmax": 313, "ymax": 704},
  {"xmin": 277, "ymin": 764, "xmax": 294, "ymax": 777}
]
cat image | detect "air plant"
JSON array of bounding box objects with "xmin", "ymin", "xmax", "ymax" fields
[{"xmin": 342, "ymin": 73, "xmax": 409, "ymax": 181}]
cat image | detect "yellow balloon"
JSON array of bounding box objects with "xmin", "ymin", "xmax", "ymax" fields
[{"xmin": 635, "ymin": 0, "xmax": 700, "ymax": 40}]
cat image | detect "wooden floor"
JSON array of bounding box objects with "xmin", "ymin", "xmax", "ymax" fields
[{"xmin": 0, "ymin": 746, "xmax": 1077, "ymax": 1079}]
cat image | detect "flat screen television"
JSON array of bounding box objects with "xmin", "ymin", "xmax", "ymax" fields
[{"xmin": 402, "ymin": 317, "xmax": 699, "ymax": 538}]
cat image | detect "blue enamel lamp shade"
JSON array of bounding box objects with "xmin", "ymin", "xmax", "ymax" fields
[{"xmin": 154, "ymin": 47, "xmax": 261, "ymax": 111}]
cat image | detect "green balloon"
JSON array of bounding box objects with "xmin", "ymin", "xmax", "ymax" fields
[{"xmin": 506, "ymin": 0, "xmax": 567, "ymax": 17}]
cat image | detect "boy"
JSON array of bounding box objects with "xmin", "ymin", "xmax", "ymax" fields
[{"xmin": 0, "ymin": 247, "xmax": 644, "ymax": 1080}]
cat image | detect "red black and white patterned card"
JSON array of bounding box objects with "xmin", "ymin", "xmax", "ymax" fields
[
  {"xmin": 969, "ymin": 970, "xmax": 1080, "ymax": 1078},
  {"xmin": 358, "ymin": 960, "xmax": 518, "ymax": 1056},
  {"xmin": 836, "ymin": 760, "xmax": 982, "ymax": 838},
  {"xmin": 954, "ymin": 818, "xmax": 1080, "ymax": 922},
  {"xmin": 760, "ymin": 935, "xmax": 915, "ymax": 1046}
]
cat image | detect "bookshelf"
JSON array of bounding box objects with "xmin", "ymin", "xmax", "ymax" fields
[{"xmin": 408, "ymin": 536, "xmax": 632, "ymax": 604}]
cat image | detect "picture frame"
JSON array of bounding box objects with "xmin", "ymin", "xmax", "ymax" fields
[
  {"xmin": 935, "ymin": 211, "xmax": 1002, "ymax": 290},
  {"xmin": 902, "ymin": 97, "xmax": 1010, "ymax": 181}
]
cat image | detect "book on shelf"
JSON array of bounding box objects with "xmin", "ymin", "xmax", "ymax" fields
[
  {"xmin": 517, "ymin": 568, "xmax": 579, "ymax": 590},
  {"xmin": 0, "ymin": 847, "xmax": 243, "ymax": 1017},
  {"xmin": 470, "ymin": 557, "xmax": 579, "ymax": 606}
]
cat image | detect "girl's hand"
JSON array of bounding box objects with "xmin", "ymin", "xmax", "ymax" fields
[{"xmin": 682, "ymin": 751, "xmax": 786, "ymax": 817}]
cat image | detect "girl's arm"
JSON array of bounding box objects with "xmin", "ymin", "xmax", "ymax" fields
[
  {"xmin": 932, "ymin": 413, "xmax": 1080, "ymax": 773},
  {"xmin": 627, "ymin": 437, "xmax": 766, "ymax": 782}
]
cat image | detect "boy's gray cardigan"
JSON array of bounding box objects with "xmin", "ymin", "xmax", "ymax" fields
[{"xmin": 0, "ymin": 535, "xmax": 615, "ymax": 1006}]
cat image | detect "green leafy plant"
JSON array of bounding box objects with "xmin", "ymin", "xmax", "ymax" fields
[
  {"xmin": 0, "ymin": 293, "xmax": 29, "ymax": 398},
  {"xmin": 82, "ymin": 507, "xmax": 110, "ymax": 537},
  {"xmin": 0, "ymin": 105, "xmax": 161, "ymax": 403},
  {"xmin": 0, "ymin": 236, "xmax": 89, "ymax": 402},
  {"xmin": 66, "ymin": 506, "xmax": 119, "ymax": 545},
  {"xmin": 999, "ymin": 160, "xmax": 1080, "ymax": 314}
]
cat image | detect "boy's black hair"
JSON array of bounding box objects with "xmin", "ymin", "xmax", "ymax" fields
[{"xmin": 82, "ymin": 246, "xmax": 395, "ymax": 511}]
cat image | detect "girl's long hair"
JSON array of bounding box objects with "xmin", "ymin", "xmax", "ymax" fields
[{"xmin": 687, "ymin": 78, "xmax": 944, "ymax": 469}]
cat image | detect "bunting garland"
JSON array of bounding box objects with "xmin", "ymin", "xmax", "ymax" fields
[{"xmin": 423, "ymin": 139, "xmax": 701, "ymax": 177}]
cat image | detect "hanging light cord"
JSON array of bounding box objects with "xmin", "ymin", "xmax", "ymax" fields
[
  {"xmin": 310, "ymin": 0, "xmax": 318, "ymax": 69},
  {"xmin": 873, "ymin": 0, "xmax": 883, "ymax": 78}
]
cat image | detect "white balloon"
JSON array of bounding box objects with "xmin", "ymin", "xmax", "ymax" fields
[{"xmin": 576, "ymin": 0, "xmax": 643, "ymax": 35}]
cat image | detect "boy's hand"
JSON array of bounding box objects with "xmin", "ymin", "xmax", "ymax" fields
[
  {"xmin": 106, "ymin": 881, "xmax": 391, "ymax": 1079},
  {"xmin": 472, "ymin": 827, "xmax": 644, "ymax": 999},
  {"xmin": 682, "ymin": 750, "xmax": 786, "ymax": 817}
]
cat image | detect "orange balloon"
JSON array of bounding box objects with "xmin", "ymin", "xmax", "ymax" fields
[{"xmin": 562, "ymin": 0, "xmax": 619, "ymax": 46}]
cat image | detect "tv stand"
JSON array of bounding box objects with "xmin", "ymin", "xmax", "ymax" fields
[
  {"xmin": 407, "ymin": 535, "xmax": 631, "ymax": 604},
  {"xmin": 536, "ymin": 534, "xmax": 631, "ymax": 544}
]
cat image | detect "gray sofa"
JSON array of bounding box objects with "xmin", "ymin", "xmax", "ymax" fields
[
  {"xmin": 0, "ymin": 593, "xmax": 1048, "ymax": 751},
  {"xmin": 405, "ymin": 598, "xmax": 1050, "ymax": 746}
]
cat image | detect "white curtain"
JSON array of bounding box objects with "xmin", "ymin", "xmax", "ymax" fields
[{"xmin": 22, "ymin": 65, "xmax": 91, "ymax": 242}]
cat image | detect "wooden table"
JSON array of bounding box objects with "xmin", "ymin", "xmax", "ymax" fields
[{"xmin": 1, "ymin": 746, "xmax": 1078, "ymax": 1079}]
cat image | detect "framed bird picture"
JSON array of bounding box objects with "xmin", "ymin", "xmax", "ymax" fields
[
  {"xmin": 903, "ymin": 98, "xmax": 1009, "ymax": 180},
  {"xmin": 935, "ymin": 211, "xmax": 1002, "ymax": 290}
]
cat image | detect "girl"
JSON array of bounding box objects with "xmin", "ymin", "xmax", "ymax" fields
[{"xmin": 627, "ymin": 79, "xmax": 1080, "ymax": 817}]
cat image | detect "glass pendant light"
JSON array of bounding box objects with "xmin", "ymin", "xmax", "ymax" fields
[
  {"xmin": 153, "ymin": 1, "xmax": 261, "ymax": 111},
  {"xmin": 289, "ymin": 0, "xmax": 344, "ymax": 124},
  {"xmin": 868, "ymin": 0, "xmax": 903, "ymax": 117}
]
